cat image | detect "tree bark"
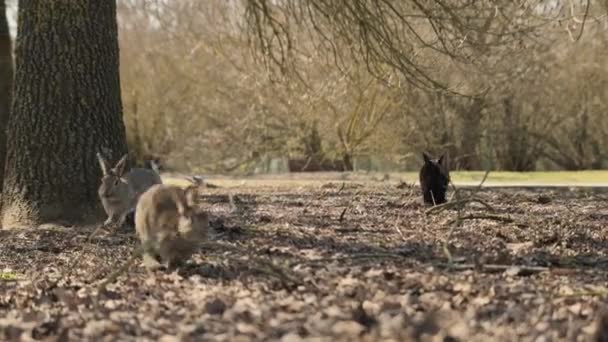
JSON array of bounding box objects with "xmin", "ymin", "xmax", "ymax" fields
[
  {"xmin": 341, "ymin": 152, "xmax": 353, "ymax": 171},
  {"xmin": 0, "ymin": 0, "xmax": 13, "ymax": 192},
  {"xmin": 1, "ymin": 1, "xmax": 127, "ymax": 228}
]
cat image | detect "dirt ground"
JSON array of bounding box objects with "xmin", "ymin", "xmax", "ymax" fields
[{"xmin": 2, "ymin": 181, "xmax": 608, "ymax": 341}]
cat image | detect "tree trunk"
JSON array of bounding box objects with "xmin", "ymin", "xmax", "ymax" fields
[
  {"xmin": 0, "ymin": 0, "xmax": 13, "ymax": 192},
  {"xmin": 342, "ymin": 152, "xmax": 353, "ymax": 171},
  {"xmin": 1, "ymin": 1, "xmax": 127, "ymax": 228}
]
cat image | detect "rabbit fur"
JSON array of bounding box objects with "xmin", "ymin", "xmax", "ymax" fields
[
  {"xmin": 419, "ymin": 152, "xmax": 450, "ymax": 205},
  {"xmin": 135, "ymin": 178, "xmax": 209, "ymax": 270},
  {"xmin": 97, "ymin": 152, "xmax": 162, "ymax": 227}
]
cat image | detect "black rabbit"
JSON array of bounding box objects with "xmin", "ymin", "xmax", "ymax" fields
[{"xmin": 419, "ymin": 152, "xmax": 450, "ymax": 205}]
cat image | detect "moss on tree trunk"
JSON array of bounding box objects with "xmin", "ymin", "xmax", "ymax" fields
[
  {"xmin": 0, "ymin": 0, "xmax": 127, "ymax": 228},
  {"xmin": 0, "ymin": 0, "xmax": 13, "ymax": 192}
]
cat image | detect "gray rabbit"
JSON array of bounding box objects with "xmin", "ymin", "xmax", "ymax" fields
[{"xmin": 97, "ymin": 152, "xmax": 162, "ymax": 228}]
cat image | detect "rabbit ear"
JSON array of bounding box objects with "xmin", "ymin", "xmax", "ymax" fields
[
  {"xmin": 438, "ymin": 154, "xmax": 445, "ymax": 165},
  {"xmin": 113, "ymin": 154, "xmax": 129, "ymax": 177},
  {"xmin": 97, "ymin": 152, "xmax": 110, "ymax": 175},
  {"xmin": 422, "ymin": 152, "xmax": 432, "ymax": 164},
  {"xmin": 148, "ymin": 159, "xmax": 160, "ymax": 174}
]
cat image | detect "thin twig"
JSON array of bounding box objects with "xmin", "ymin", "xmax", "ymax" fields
[
  {"xmin": 393, "ymin": 215, "xmax": 407, "ymax": 241},
  {"xmin": 246, "ymin": 258, "xmax": 303, "ymax": 289},
  {"xmin": 439, "ymin": 169, "xmax": 492, "ymax": 265},
  {"xmin": 228, "ymin": 193, "xmax": 238, "ymax": 212},
  {"xmin": 476, "ymin": 170, "xmax": 491, "ymax": 191},
  {"xmin": 558, "ymin": 289, "xmax": 608, "ymax": 298},
  {"xmin": 425, "ymin": 197, "xmax": 495, "ymax": 215},
  {"xmin": 299, "ymin": 252, "xmax": 406, "ymax": 266},
  {"xmin": 338, "ymin": 207, "xmax": 347, "ymax": 222},
  {"xmin": 337, "ymin": 182, "xmax": 346, "ymax": 193},
  {"xmin": 448, "ymin": 214, "xmax": 515, "ymax": 224},
  {"xmin": 86, "ymin": 223, "xmax": 110, "ymax": 244},
  {"xmin": 437, "ymin": 263, "xmax": 550, "ymax": 274}
]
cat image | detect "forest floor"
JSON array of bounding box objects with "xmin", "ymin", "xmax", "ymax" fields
[{"xmin": 2, "ymin": 179, "xmax": 608, "ymax": 341}]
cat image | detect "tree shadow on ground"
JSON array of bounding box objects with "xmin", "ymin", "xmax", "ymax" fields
[{"xmin": 4, "ymin": 186, "xmax": 608, "ymax": 288}]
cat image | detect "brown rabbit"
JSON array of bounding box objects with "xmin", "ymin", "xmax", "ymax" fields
[{"xmin": 135, "ymin": 177, "xmax": 209, "ymax": 270}]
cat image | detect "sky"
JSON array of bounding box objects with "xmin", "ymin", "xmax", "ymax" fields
[{"xmin": 5, "ymin": 0, "xmax": 16, "ymax": 39}]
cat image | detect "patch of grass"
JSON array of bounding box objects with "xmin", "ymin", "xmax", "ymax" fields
[
  {"xmin": 450, "ymin": 171, "xmax": 608, "ymax": 184},
  {"xmin": 384, "ymin": 170, "xmax": 608, "ymax": 184},
  {"xmin": 160, "ymin": 177, "xmax": 195, "ymax": 188},
  {"xmin": 161, "ymin": 170, "xmax": 608, "ymax": 187},
  {"xmin": 0, "ymin": 271, "xmax": 20, "ymax": 281}
]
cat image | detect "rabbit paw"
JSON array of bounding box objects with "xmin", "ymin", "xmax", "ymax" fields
[{"xmin": 143, "ymin": 253, "xmax": 163, "ymax": 271}]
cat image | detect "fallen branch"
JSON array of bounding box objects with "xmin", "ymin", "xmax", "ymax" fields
[
  {"xmin": 245, "ymin": 258, "xmax": 303, "ymax": 290},
  {"xmin": 437, "ymin": 263, "xmax": 550, "ymax": 275},
  {"xmin": 393, "ymin": 215, "xmax": 407, "ymax": 241},
  {"xmin": 299, "ymin": 252, "xmax": 406, "ymax": 266},
  {"xmin": 425, "ymin": 197, "xmax": 495, "ymax": 215},
  {"xmin": 85, "ymin": 223, "xmax": 110, "ymax": 244},
  {"xmin": 439, "ymin": 170, "xmax": 492, "ymax": 264},
  {"xmin": 337, "ymin": 182, "xmax": 346, "ymax": 193},
  {"xmin": 338, "ymin": 208, "xmax": 347, "ymax": 222},
  {"xmin": 476, "ymin": 170, "xmax": 491, "ymax": 191},
  {"xmin": 448, "ymin": 214, "xmax": 515, "ymax": 224},
  {"xmin": 211, "ymin": 241, "xmax": 304, "ymax": 289},
  {"xmin": 558, "ymin": 289, "xmax": 608, "ymax": 298},
  {"xmin": 447, "ymin": 169, "xmax": 490, "ymax": 202},
  {"xmin": 228, "ymin": 193, "xmax": 238, "ymax": 212}
]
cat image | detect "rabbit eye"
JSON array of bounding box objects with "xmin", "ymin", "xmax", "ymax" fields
[{"xmin": 114, "ymin": 179, "xmax": 119, "ymax": 186}]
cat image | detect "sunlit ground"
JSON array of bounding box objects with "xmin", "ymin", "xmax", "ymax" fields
[{"xmin": 161, "ymin": 170, "xmax": 608, "ymax": 188}]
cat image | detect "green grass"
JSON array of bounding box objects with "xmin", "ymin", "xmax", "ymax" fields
[
  {"xmin": 162, "ymin": 170, "xmax": 608, "ymax": 187},
  {"xmin": 388, "ymin": 170, "xmax": 608, "ymax": 184},
  {"xmin": 446, "ymin": 170, "xmax": 608, "ymax": 184},
  {"xmin": 0, "ymin": 271, "xmax": 20, "ymax": 281}
]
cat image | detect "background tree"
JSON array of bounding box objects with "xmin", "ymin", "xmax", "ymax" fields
[
  {"xmin": 242, "ymin": 0, "xmax": 547, "ymax": 90},
  {"xmin": 0, "ymin": 0, "xmax": 13, "ymax": 191},
  {"xmin": 1, "ymin": 1, "xmax": 127, "ymax": 228},
  {"xmin": 115, "ymin": 0, "xmax": 605, "ymax": 174}
]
